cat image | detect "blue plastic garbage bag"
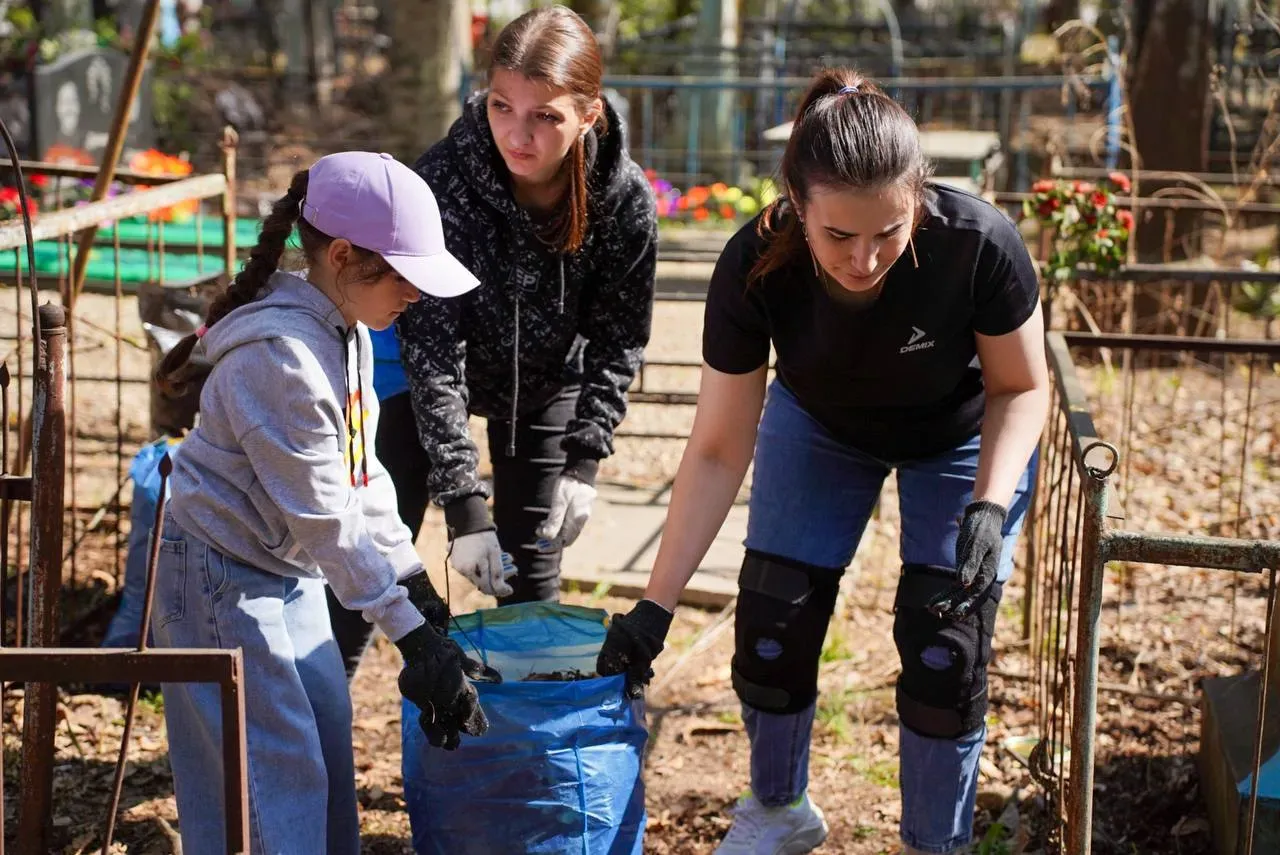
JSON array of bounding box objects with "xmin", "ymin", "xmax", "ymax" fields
[
  {"xmin": 402, "ymin": 602, "xmax": 648, "ymax": 855},
  {"xmin": 101, "ymin": 436, "xmax": 180, "ymax": 649}
]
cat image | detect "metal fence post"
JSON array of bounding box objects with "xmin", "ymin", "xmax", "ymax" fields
[
  {"xmin": 220, "ymin": 126, "xmax": 239, "ymax": 276},
  {"xmin": 1066, "ymin": 443, "xmax": 1114, "ymax": 854},
  {"xmin": 16, "ymin": 302, "xmax": 67, "ymax": 854}
]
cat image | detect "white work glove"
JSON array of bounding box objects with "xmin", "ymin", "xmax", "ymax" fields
[
  {"xmin": 449, "ymin": 531, "xmax": 516, "ymax": 598},
  {"xmin": 535, "ymin": 476, "xmax": 597, "ymax": 552}
]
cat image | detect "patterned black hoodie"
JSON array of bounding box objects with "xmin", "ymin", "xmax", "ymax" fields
[{"xmin": 396, "ymin": 90, "xmax": 657, "ymax": 536}]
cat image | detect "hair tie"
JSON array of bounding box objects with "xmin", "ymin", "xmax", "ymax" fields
[
  {"xmin": 195, "ymin": 325, "xmax": 208, "ymax": 339},
  {"xmin": 838, "ymin": 84, "xmax": 860, "ymax": 95}
]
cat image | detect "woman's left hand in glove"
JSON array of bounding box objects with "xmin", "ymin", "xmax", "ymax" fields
[{"xmin": 535, "ymin": 475, "xmax": 598, "ymax": 553}]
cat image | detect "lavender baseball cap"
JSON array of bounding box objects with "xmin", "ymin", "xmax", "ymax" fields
[{"xmin": 300, "ymin": 151, "xmax": 479, "ymax": 298}]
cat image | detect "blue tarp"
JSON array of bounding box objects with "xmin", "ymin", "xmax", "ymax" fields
[{"xmin": 402, "ymin": 602, "xmax": 648, "ymax": 854}]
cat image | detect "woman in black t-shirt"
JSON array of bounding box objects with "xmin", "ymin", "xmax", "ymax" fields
[{"xmin": 596, "ymin": 68, "xmax": 1047, "ymax": 855}]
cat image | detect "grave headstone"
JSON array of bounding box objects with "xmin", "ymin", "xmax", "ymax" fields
[
  {"xmin": 30, "ymin": 46, "xmax": 155, "ymax": 161},
  {"xmin": 1200, "ymin": 610, "xmax": 1280, "ymax": 853}
]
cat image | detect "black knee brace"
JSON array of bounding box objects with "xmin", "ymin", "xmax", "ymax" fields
[
  {"xmin": 731, "ymin": 550, "xmax": 842, "ymax": 715},
  {"xmin": 893, "ymin": 563, "xmax": 1002, "ymax": 739}
]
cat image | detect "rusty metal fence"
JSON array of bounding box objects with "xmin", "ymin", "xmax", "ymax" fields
[
  {"xmin": 0, "ymin": 150, "xmax": 251, "ymax": 852},
  {"xmin": 1025, "ymin": 303, "xmax": 1280, "ymax": 852},
  {"xmin": 0, "ymin": 153, "xmax": 236, "ymax": 643}
]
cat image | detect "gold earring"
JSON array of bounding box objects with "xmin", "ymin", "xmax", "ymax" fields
[{"xmin": 806, "ymin": 240, "xmax": 825, "ymax": 280}]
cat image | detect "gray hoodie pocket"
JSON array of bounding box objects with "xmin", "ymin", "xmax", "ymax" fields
[{"xmin": 153, "ymin": 538, "xmax": 188, "ymax": 629}]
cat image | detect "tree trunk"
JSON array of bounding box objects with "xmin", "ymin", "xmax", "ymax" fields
[
  {"xmin": 694, "ymin": 0, "xmax": 739, "ymax": 184},
  {"xmin": 305, "ymin": 0, "xmax": 337, "ymax": 109},
  {"xmin": 569, "ymin": 0, "xmax": 619, "ymax": 60},
  {"xmin": 385, "ymin": 0, "xmax": 473, "ymax": 163},
  {"xmin": 1128, "ymin": 0, "xmax": 1213, "ymax": 262}
]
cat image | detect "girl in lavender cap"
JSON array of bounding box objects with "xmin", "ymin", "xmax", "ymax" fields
[{"xmin": 151, "ymin": 151, "xmax": 489, "ymax": 855}]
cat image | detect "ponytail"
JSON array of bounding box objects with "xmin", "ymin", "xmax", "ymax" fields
[
  {"xmin": 562, "ymin": 133, "xmax": 589, "ymax": 254},
  {"xmin": 156, "ymin": 169, "xmax": 309, "ymax": 397},
  {"xmin": 551, "ymin": 120, "xmax": 604, "ymax": 255},
  {"xmin": 749, "ymin": 200, "xmax": 807, "ymax": 286}
]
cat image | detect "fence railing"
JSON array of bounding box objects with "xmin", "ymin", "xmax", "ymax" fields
[
  {"xmin": 1026, "ymin": 329, "xmax": 1280, "ymax": 852},
  {"xmin": 458, "ymin": 70, "xmax": 1115, "ymax": 192},
  {"xmin": 0, "ymin": 154, "xmax": 250, "ymax": 852},
  {"xmin": 0, "ymin": 160, "xmax": 233, "ymax": 643}
]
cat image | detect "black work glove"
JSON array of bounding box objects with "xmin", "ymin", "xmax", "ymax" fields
[
  {"xmin": 399, "ymin": 570, "xmax": 450, "ymax": 634},
  {"xmin": 928, "ymin": 500, "xmax": 1007, "ymax": 620},
  {"xmin": 395, "ymin": 624, "xmax": 489, "ymax": 750},
  {"xmin": 596, "ymin": 599, "xmax": 673, "ymax": 700}
]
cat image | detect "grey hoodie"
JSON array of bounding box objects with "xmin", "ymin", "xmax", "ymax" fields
[{"xmin": 168, "ymin": 270, "xmax": 424, "ymax": 642}]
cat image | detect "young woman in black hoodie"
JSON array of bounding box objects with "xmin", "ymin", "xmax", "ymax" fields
[{"xmin": 329, "ymin": 5, "xmax": 658, "ymax": 674}]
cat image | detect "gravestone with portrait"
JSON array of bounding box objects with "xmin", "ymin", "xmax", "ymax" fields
[{"xmin": 30, "ymin": 45, "xmax": 155, "ymax": 162}]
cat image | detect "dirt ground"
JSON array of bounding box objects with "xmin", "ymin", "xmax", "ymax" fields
[{"xmin": 2, "ymin": 278, "xmax": 1279, "ymax": 853}]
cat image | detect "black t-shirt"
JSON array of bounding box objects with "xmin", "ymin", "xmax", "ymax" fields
[{"xmin": 702, "ymin": 183, "xmax": 1040, "ymax": 463}]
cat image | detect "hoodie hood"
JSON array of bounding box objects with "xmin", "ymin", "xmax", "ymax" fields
[
  {"xmin": 451, "ymin": 89, "xmax": 637, "ymax": 225},
  {"xmin": 203, "ymin": 270, "xmax": 372, "ymax": 488},
  {"xmin": 395, "ymin": 88, "xmax": 657, "ymax": 519},
  {"xmin": 203, "ymin": 270, "xmax": 348, "ymax": 363},
  {"xmin": 440, "ymin": 91, "xmax": 642, "ymax": 455}
]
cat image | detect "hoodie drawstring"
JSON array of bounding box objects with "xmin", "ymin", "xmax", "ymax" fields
[
  {"xmin": 354, "ymin": 332, "xmax": 370, "ymax": 487},
  {"xmin": 558, "ymin": 255, "xmax": 565, "ymax": 315},
  {"xmin": 508, "ymin": 291, "xmax": 520, "ymax": 457},
  {"xmin": 340, "ymin": 326, "xmax": 370, "ymax": 487}
]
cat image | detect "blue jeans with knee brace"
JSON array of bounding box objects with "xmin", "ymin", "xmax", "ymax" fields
[{"xmin": 741, "ymin": 380, "xmax": 1034, "ymax": 854}]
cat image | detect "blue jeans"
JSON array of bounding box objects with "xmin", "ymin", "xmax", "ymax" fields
[
  {"xmin": 742, "ymin": 381, "xmax": 1034, "ymax": 854},
  {"xmin": 151, "ymin": 516, "xmax": 360, "ymax": 855}
]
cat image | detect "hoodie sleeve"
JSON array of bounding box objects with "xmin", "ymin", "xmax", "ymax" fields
[
  {"xmin": 396, "ymin": 140, "xmax": 493, "ymax": 536},
  {"xmin": 396, "ymin": 294, "xmax": 492, "ymax": 537},
  {"xmin": 562, "ymin": 180, "xmax": 658, "ymax": 482},
  {"xmin": 221, "ymin": 339, "xmax": 425, "ymax": 643}
]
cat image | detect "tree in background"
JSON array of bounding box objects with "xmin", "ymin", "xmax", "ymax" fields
[
  {"xmin": 1127, "ymin": 0, "xmax": 1214, "ymax": 260},
  {"xmin": 569, "ymin": 0, "xmax": 618, "ymax": 59},
  {"xmin": 384, "ymin": 0, "xmax": 472, "ymax": 162}
]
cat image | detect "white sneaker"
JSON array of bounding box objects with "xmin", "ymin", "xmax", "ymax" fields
[{"xmin": 714, "ymin": 791, "xmax": 829, "ymax": 854}]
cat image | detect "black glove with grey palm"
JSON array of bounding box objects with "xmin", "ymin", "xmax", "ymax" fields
[
  {"xmin": 927, "ymin": 500, "xmax": 1008, "ymax": 619},
  {"xmin": 596, "ymin": 599, "xmax": 674, "ymax": 699},
  {"xmin": 395, "ymin": 624, "xmax": 489, "ymax": 750}
]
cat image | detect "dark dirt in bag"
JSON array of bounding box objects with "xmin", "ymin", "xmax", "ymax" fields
[{"xmin": 521, "ymin": 669, "xmax": 599, "ymax": 682}]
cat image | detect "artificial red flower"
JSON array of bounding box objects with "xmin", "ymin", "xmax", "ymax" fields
[
  {"xmin": 1116, "ymin": 209, "xmax": 1134, "ymax": 231},
  {"xmin": 1091, "ymin": 190, "xmax": 1109, "ymax": 209},
  {"xmin": 1108, "ymin": 171, "xmax": 1131, "ymax": 193},
  {"xmin": 1032, "ymin": 179, "xmax": 1055, "ymax": 193}
]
